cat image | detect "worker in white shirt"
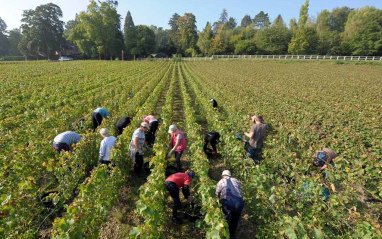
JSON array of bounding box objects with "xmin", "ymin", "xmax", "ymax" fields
[{"xmin": 99, "ymin": 128, "xmax": 117, "ymax": 165}]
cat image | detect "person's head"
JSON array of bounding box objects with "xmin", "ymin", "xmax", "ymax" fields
[
  {"xmin": 140, "ymin": 122, "xmax": 149, "ymax": 131},
  {"xmin": 168, "ymin": 124, "xmax": 178, "ymax": 134},
  {"xmin": 222, "ymin": 170, "xmax": 231, "ymax": 178},
  {"xmin": 100, "ymin": 128, "xmax": 109, "ymax": 137},
  {"xmin": 186, "ymin": 169, "xmax": 195, "ymax": 179},
  {"xmin": 254, "ymin": 115, "xmax": 265, "ymax": 124}
]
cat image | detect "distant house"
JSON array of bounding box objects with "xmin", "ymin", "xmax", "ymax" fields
[{"xmin": 56, "ymin": 41, "xmax": 80, "ymax": 56}]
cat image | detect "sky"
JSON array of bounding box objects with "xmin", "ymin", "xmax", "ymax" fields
[{"xmin": 0, "ymin": 0, "xmax": 381, "ymax": 32}]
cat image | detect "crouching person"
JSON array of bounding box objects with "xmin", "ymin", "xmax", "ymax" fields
[
  {"xmin": 53, "ymin": 131, "xmax": 81, "ymax": 153},
  {"xmin": 203, "ymin": 131, "xmax": 220, "ymax": 158},
  {"xmin": 216, "ymin": 170, "xmax": 244, "ymax": 238},
  {"xmin": 164, "ymin": 170, "xmax": 195, "ymax": 224},
  {"xmin": 99, "ymin": 128, "xmax": 117, "ymax": 165},
  {"xmin": 312, "ymin": 148, "xmax": 338, "ymax": 171}
]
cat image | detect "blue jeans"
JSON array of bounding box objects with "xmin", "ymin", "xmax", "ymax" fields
[
  {"xmin": 246, "ymin": 146, "xmax": 261, "ymax": 164},
  {"xmin": 174, "ymin": 151, "xmax": 183, "ymax": 172}
]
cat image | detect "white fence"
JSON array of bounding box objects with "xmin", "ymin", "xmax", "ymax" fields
[
  {"xmin": 212, "ymin": 55, "xmax": 382, "ymax": 61},
  {"xmin": 135, "ymin": 55, "xmax": 382, "ymax": 61}
]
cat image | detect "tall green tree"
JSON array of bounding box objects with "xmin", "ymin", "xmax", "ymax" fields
[
  {"xmin": 343, "ymin": 6, "xmax": 382, "ymax": 55},
  {"xmin": 130, "ymin": 25, "xmax": 155, "ymax": 57},
  {"xmin": 168, "ymin": 13, "xmax": 180, "ymax": 52},
  {"xmin": 69, "ymin": 0, "xmax": 123, "ymax": 59},
  {"xmin": 213, "ymin": 9, "xmax": 229, "ymax": 33},
  {"xmin": 8, "ymin": 29, "xmax": 22, "ymax": 56},
  {"xmin": 241, "ymin": 14, "xmax": 252, "ymax": 28},
  {"xmin": 197, "ymin": 22, "xmax": 212, "ymax": 55},
  {"xmin": 177, "ymin": 13, "xmax": 198, "ymax": 54},
  {"xmin": 226, "ymin": 17, "xmax": 237, "ymax": 30},
  {"xmin": 253, "ymin": 11, "xmax": 270, "ymax": 29},
  {"xmin": 255, "ymin": 15, "xmax": 291, "ymax": 54},
  {"xmin": 20, "ymin": 3, "xmax": 64, "ymax": 59},
  {"xmin": 18, "ymin": 26, "xmax": 39, "ymax": 60},
  {"xmin": 64, "ymin": 19, "xmax": 77, "ymax": 39},
  {"xmin": 124, "ymin": 11, "xmax": 136, "ymax": 55},
  {"xmin": 0, "ymin": 17, "xmax": 9, "ymax": 56},
  {"xmin": 288, "ymin": 0, "xmax": 318, "ymax": 54}
]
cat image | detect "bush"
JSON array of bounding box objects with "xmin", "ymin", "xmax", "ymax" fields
[
  {"xmin": 0, "ymin": 56, "xmax": 25, "ymax": 61},
  {"xmin": 172, "ymin": 54, "xmax": 182, "ymax": 62}
]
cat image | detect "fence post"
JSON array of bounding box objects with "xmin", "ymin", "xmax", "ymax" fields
[
  {"xmin": 365, "ymin": 56, "xmax": 367, "ymax": 61},
  {"xmin": 358, "ymin": 56, "xmax": 360, "ymax": 60},
  {"xmin": 373, "ymin": 56, "xmax": 375, "ymax": 60}
]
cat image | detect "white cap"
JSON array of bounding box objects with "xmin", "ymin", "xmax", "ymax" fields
[
  {"xmin": 100, "ymin": 128, "xmax": 109, "ymax": 136},
  {"xmin": 222, "ymin": 170, "xmax": 231, "ymax": 177},
  {"xmin": 141, "ymin": 122, "xmax": 149, "ymax": 128},
  {"xmin": 168, "ymin": 125, "xmax": 178, "ymax": 133}
]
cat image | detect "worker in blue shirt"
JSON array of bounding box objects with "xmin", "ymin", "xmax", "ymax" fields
[{"xmin": 92, "ymin": 107, "xmax": 109, "ymax": 131}]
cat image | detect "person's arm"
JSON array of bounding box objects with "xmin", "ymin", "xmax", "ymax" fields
[
  {"xmin": 244, "ymin": 131, "xmax": 254, "ymax": 138},
  {"xmin": 99, "ymin": 141, "xmax": 105, "ymax": 162},
  {"xmin": 134, "ymin": 137, "xmax": 140, "ymax": 150},
  {"xmin": 215, "ymin": 181, "xmax": 222, "ymax": 198},
  {"xmin": 182, "ymin": 185, "xmax": 190, "ymax": 199},
  {"xmin": 320, "ymin": 164, "xmax": 328, "ymax": 170},
  {"xmin": 171, "ymin": 136, "xmax": 181, "ymax": 152}
]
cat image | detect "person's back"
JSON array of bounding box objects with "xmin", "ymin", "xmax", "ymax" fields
[
  {"xmin": 166, "ymin": 172, "xmax": 191, "ymax": 188},
  {"xmin": 54, "ymin": 131, "xmax": 81, "ymax": 145},
  {"xmin": 249, "ymin": 123, "xmax": 267, "ymax": 149},
  {"xmin": 99, "ymin": 136, "xmax": 117, "ymax": 162},
  {"xmin": 93, "ymin": 108, "xmax": 109, "ymax": 118},
  {"xmin": 115, "ymin": 116, "xmax": 132, "ymax": 135},
  {"xmin": 53, "ymin": 131, "xmax": 81, "ymax": 153}
]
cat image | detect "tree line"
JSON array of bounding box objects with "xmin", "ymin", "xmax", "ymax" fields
[{"xmin": 0, "ymin": 0, "xmax": 381, "ymax": 60}]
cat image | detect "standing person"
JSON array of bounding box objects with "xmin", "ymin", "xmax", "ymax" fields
[
  {"xmin": 216, "ymin": 170, "xmax": 244, "ymax": 238},
  {"xmin": 129, "ymin": 122, "xmax": 149, "ymax": 175},
  {"xmin": 53, "ymin": 131, "xmax": 81, "ymax": 153},
  {"xmin": 164, "ymin": 170, "xmax": 195, "ymax": 224},
  {"xmin": 203, "ymin": 131, "xmax": 220, "ymax": 158},
  {"xmin": 115, "ymin": 116, "xmax": 132, "ymax": 136},
  {"xmin": 168, "ymin": 125, "xmax": 187, "ymax": 172},
  {"xmin": 98, "ymin": 128, "xmax": 117, "ymax": 165},
  {"xmin": 243, "ymin": 114, "xmax": 267, "ymax": 164},
  {"xmin": 143, "ymin": 115, "xmax": 158, "ymax": 146},
  {"xmin": 92, "ymin": 107, "xmax": 109, "ymax": 131},
  {"xmin": 312, "ymin": 148, "xmax": 338, "ymax": 171}
]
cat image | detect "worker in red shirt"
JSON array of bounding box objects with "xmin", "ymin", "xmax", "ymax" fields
[{"xmin": 164, "ymin": 170, "xmax": 195, "ymax": 224}]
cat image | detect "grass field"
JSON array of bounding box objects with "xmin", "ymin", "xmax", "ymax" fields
[{"xmin": 0, "ymin": 60, "xmax": 381, "ymax": 238}]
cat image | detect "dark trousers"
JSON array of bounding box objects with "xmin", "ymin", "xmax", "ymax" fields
[
  {"xmin": 91, "ymin": 112, "xmax": 103, "ymax": 131},
  {"xmin": 221, "ymin": 197, "xmax": 244, "ymax": 238},
  {"xmin": 116, "ymin": 125, "xmax": 124, "ymax": 136},
  {"xmin": 134, "ymin": 152, "xmax": 143, "ymax": 175},
  {"xmin": 145, "ymin": 121, "xmax": 158, "ymax": 146},
  {"xmin": 53, "ymin": 142, "xmax": 70, "ymax": 153},
  {"xmin": 246, "ymin": 145, "xmax": 261, "ymax": 164},
  {"xmin": 203, "ymin": 139, "xmax": 217, "ymax": 153},
  {"xmin": 165, "ymin": 181, "xmax": 181, "ymax": 218},
  {"xmin": 174, "ymin": 151, "xmax": 183, "ymax": 172}
]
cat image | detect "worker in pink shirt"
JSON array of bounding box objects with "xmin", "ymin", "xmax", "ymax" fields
[
  {"xmin": 168, "ymin": 125, "xmax": 187, "ymax": 172},
  {"xmin": 143, "ymin": 115, "xmax": 158, "ymax": 146}
]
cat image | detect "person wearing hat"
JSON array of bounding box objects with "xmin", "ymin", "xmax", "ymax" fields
[
  {"xmin": 203, "ymin": 131, "xmax": 220, "ymax": 158},
  {"xmin": 210, "ymin": 98, "xmax": 218, "ymax": 108},
  {"xmin": 143, "ymin": 115, "xmax": 158, "ymax": 146},
  {"xmin": 115, "ymin": 116, "xmax": 133, "ymax": 136},
  {"xmin": 216, "ymin": 170, "xmax": 244, "ymax": 238},
  {"xmin": 92, "ymin": 107, "xmax": 109, "ymax": 131},
  {"xmin": 129, "ymin": 122, "xmax": 149, "ymax": 175},
  {"xmin": 53, "ymin": 131, "xmax": 82, "ymax": 153},
  {"xmin": 243, "ymin": 114, "xmax": 267, "ymax": 164},
  {"xmin": 98, "ymin": 128, "xmax": 117, "ymax": 165},
  {"xmin": 312, "ymin": 148, "xmax": 338, "ymax": 170},
  {"xmin": 168, "ymin": 125, "xmax": 187, "ymax": 172},
  {"xmin": 164, "ymin": 170, "xmax": 195, "ymax": 224}
]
